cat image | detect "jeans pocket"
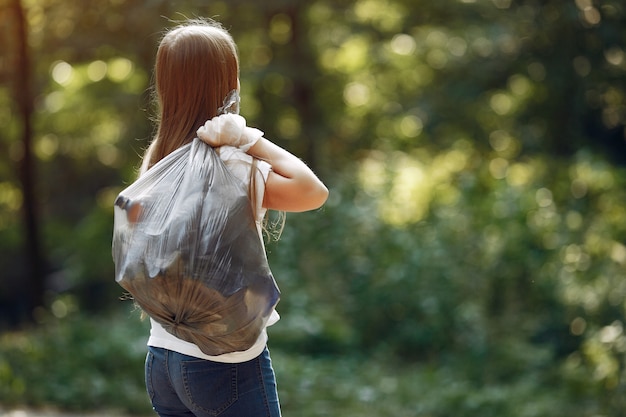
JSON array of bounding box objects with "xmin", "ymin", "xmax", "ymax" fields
[{"xmin": 181, "ymin": 359, "xmax": 238, "ymax": 415}]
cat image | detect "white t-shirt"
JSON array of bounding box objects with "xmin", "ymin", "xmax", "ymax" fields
[{"xmin": 147, "ymin": 145, "xmax": 280, "ymax": 363}]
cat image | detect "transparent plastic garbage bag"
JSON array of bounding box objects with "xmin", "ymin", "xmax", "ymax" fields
[{"xmin": 111, "ymin": 137, "xmax": 280, "ymax": 356}]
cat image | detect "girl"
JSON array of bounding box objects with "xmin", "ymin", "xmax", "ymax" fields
[{"xmin": 139, "ymin": 19, "xmax": 328, "ymax": 417}]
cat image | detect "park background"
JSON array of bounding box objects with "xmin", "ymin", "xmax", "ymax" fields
[{"xmin": 1, "ymin": 0, "xmax": 626, "ymax": 415}]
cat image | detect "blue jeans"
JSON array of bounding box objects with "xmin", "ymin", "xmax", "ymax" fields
[{"xmin": 145, "ymin": 346, "xmax": 281, "ymax": 417}]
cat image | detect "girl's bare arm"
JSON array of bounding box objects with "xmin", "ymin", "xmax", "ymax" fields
[{"xmin": 247, "ymin": 138, "xmax": 328, "ymax": 212}]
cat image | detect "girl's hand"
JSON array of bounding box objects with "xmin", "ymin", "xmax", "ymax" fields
[{"xmin": 197, "ymin": 114, "xmax": 263, "ymax": 151}]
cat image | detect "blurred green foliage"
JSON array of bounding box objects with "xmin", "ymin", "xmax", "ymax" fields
[
  {"xmin": 0, "ymin": 306, "xmax": 618, "ymax": 416},
  {"xmin": 1, "ymin": 0, "xmax": 626, "ymax": 415},
  {"xmin": 0, "ymin": 305, "xmax": 151, "ymax": 414}
]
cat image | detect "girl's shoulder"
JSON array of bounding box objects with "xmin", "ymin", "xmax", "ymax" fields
[
  {"xmin": 217, "ymin": 146, "xmax": 272, "ymax": 182},
  {"xmin": 217, "ymin": 145, "xmax": 250, "ymax": 163}
]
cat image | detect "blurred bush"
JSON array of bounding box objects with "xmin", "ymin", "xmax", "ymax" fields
[
  {"xmin": 2, "ymin": 142, "xmax": 626, "ymax": 413},
  {"xmin": 267, "ymin": 145, "xmax": 626, "ymax": 415},
  {"xmin": 0, "ymin": 304, "xmax": 151, "ymax": 414}
]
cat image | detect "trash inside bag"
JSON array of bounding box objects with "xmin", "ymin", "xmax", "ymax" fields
[{"xmin": 111, "ymin": 138, "xmax": 280, "ymax": 356}]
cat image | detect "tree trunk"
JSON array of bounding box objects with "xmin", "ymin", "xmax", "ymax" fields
[
  {"xmin": 286, "ymin": 6, "xmax": 318, "ymax": 170},
  {"xmin": 11, "ymin": 0, "xmax": 45, "ymax": 320}
]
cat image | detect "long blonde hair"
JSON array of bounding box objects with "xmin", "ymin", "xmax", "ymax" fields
[{"xmin": 141, "ymin": 19, "xmax": 239, "ymax": 172}]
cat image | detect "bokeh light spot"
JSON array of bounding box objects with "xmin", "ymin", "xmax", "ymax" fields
[
  {"xmin": 269, "ymin": 13, "xmax": 292, "ymax": 44},
  {"xmin": 390, "ymin": 34, "xmax": 416, "ymax": 56},
  {"xmin": 448, "ymin": 37, "xmax": 468, "ymax": 57},
  {"xmin": 344, "ymin": 82, "xmax": 370, "ymax": 107},
  {"xmin": 490, "ymin": 93, "xmax": 513, "ymax": 115},
  {"xmin": 399, "ymin": 115, "xmax": 423, "ymax": 138},
  {"xmin": 535, "ymin": 188, "xmax": 553, "ymax": 207},
  {"xmin": 571, "ymin": 317, "xmax": 587, "ymax": 336},
  {"xmin": 107, "ymin": 57, "xmax": 133, "ymax": 82},
  {"xmin": 489, "ymin": 157, "xmax": 508, "ymax": 179},
  {"xmin": 0, "ymin": 182, "xmax": 23, "ymax": 210},
  {"xmin": 51, "ymin": 61, "xmax": 73, "ymax": 86},
  {"xmin": 87, "ymin": 60, "xmax": 108, "ymax": 82},
  {"xmin": 35, "ymin": 134, "xmax": 59, "ymax": 160}
]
